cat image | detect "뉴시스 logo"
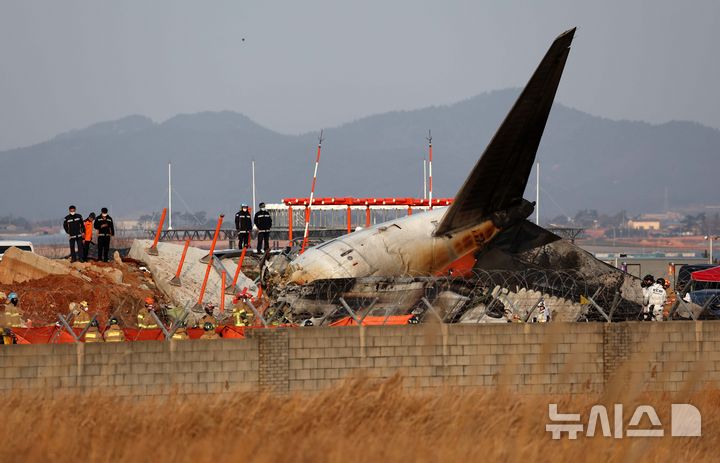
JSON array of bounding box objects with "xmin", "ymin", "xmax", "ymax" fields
[{"xmin": 546, "ymin": 403, "xmax": 701, "ymax": 439}]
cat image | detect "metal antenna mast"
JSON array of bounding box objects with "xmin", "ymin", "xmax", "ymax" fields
[
  {"xmin": 427, "ymin": 130, "xmax": 433, "ymax": 209},
  {"xmin": 301, "ymin": 130, "xmax": 324, "ymax": 254}
]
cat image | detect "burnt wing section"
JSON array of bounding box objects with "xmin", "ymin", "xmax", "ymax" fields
[{"xmin": 434, "ymin": 28, "xmax": 576, "ymax": 236}]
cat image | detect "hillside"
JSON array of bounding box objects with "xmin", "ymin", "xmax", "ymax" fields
[{"xmin": 2, "ymin": 89, "xmax": 718, "ymax": 220}]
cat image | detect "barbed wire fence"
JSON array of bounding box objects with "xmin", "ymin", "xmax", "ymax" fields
[
  {"xmin": 5, "ymin": 267, "xmax": 714, "ymax": 344},
  {"xmin": 265, "ymin": 269, "xmax": 671, "ymax": 325}
]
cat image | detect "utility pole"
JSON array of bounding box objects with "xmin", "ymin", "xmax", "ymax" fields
[
  {"xmin": 705, "ymin": 235, "xmax": 718, "ymax": 264},
  {"xmin": 252, "ymin": 159, "xmax": 256, "ymax": 214}
]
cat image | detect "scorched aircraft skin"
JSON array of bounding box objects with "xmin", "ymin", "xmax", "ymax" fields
[{"xmin": 287, "ymin": 28, "xmax": 576, "ymax": 286}]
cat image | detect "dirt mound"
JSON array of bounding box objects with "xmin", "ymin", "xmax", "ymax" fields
[
  {"xmin": 0, "ymin": 256, "xmax": 167, "ymax": 327},
  {"xmin": 0, "ymin": 246, "xmax": 82, "ymax": 284}
]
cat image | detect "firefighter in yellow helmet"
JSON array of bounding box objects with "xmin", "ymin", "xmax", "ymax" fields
[
  {"xmin": 200, "ymin": 321, "xmax": 220, "ymax": 340},
  {"xmin": 84, "ymin": 319, "xmax": 103, "ymax": 343},
  {"xmin": 72, "ymin": 301, "xmax": 91, "ymax": 328},
  {"xmin": 3, "ymin": 292, "xmax": 24, "ymax": 328},
  {"xmin": 232, "ymin": 305, "xmax": 249, "ymax": 327},
  {"xmin": 2, "ymin": 327, "xmax": 17, "ymax": 345},
  {"xmin": 104, "ymin": 317, "xmax": 125, "ymax": 342},
  {"xmin": 137, "ymin": 297, "xmax": 158, "ymax": 329},
  {"xmin": 231, "ymin": 293, "xmax": 254, "ymax": 327}
]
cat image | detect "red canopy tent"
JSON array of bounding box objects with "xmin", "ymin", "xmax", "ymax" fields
[{"xmin": 691, "ymin": 266, "xmax": 720, "ymax": 283}]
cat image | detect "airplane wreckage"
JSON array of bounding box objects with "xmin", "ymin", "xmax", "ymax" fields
[{"xmin": 255, "ymin": 28, "xmax": 643, "ymax": 324}]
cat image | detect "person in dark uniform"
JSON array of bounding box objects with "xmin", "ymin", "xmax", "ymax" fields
[
  {"xmin": 63, "ymin": 205, "xmax": 85, "ymax": 262},
  {"xmin": 234, "ymin": 204, "xmax": 252, "ymax": 249},
  {"xmin": 254, "ymin": 202, "xmax": 272, "ymax": 253},
  {"xmin": 94, "ymin": 207, "xmax": 115, "ymax": 262}
]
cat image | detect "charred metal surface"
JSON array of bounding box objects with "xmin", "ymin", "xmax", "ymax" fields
[
  {"xmin": 271, "ymin": 263, "xmax": 643, "ymax": 324},
  {"xmin": 434, "ymin": 28, "xmax": 576, "ymax": 236}
]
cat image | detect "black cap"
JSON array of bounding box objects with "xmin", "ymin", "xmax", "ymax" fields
[
  {"xmin": 69, "ymin": 205, "xmax": 76, "ymax": 210},
  {"xmin": 101, "ymin": 207, "xmax": 108, "ymax": 213},
  {"xmin": 259, "ymin": 202, "xmax": 266, "ymax": 208}
]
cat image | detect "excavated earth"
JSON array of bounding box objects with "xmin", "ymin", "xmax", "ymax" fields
[{"xmin": 0, "ymin": 247, "xmax": 166, "ymax": 326}]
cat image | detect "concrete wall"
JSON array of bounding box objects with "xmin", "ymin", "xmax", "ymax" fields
[{"xmin": 1, "ymin": 322, "xmax": 719, "ymax": 396}]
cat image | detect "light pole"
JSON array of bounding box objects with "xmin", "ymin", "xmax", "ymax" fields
[{"xmin": 704, "ymin": 235, "xmax": 719, "ymax": 264}]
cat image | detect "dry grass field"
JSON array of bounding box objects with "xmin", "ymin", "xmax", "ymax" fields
[{"xmin": 1, "ymin": 375, "xmax": 717, "ymax": 462}]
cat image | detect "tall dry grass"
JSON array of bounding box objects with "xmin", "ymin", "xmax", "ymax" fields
[{"xmin": 1, "ymin": 375, "xmax": 717, "ymax": 462}]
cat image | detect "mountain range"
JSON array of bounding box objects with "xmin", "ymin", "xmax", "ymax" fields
[{"xmin": 2, "ymin": 88, "xmax": 718, "ymax": 221}]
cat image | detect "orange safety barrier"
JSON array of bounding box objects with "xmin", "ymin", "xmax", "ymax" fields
[
  {"xmin": 220, "ymin": 270, "xmax": 226, "ymax": 313},
  {"xmin": 220, "ymin": 326, "xmax": 245, "ymax": 338},
  {"xmin": 230, "ymin": 245, "xmax": 248, "ymax": 289},
  {"xmin": 12, "ymin": 326, "xmax": 80, "ymax": 344},
  {"xmin": 197, "ymin": 214, "xmax": 224, "ymax": 306},
  {"xmin": 147, "ymin": 208, "xmax": 167, "ymax": 255},
  {"xmin": 170, "ymin": 239, "xmax": 191, "ymax": 284},
  {"xmin": 330, "ymin": 315, "xmax": 415, "ymax": 326},
  {"xmin": 124, "ymin": 329, "xmax": 167, "ymax": 342},
  {"xmin": 6, "ymin": 326, "xmax": 244, "ymax": 343}
]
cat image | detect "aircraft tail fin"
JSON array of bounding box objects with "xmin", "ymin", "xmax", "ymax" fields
[{"xmin": 434, "ymin": 28, "xmax": 575, "ymax": 236}]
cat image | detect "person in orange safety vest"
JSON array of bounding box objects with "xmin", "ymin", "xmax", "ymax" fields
[{"xmin": 83, "ymin": 212, "xmax": 96, "ymax": 260}]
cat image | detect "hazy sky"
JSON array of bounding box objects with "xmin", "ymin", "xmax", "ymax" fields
[{"xmin": 1, "ymin": 0, "xmax": 719, "ymax": 151}]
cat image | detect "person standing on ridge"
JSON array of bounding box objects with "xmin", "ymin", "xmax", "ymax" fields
[
  {"xmin": 63, "ymin": 205, "xmax": 85, "ymax": 262},
  {"xmin": 235, "ymin": 204, "xmax": 252, "ymax": 249},
  {"xmin": 254, "ymin": 202, "xmax": 272, "ymax": 253},
  {"xmin": 94, "ymin": 207, "xmax": 115, "ymax": 262},
  {"xmin": 83, "ymin": 212, "xmax": 96, "ymax": 260}
]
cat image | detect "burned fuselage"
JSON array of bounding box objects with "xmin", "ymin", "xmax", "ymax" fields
[{"xmin": 288, "ymin": 207, "xmax": 505, "ymax": 284}]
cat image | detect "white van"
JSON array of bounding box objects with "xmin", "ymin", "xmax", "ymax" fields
[{"xmin": 0, "ymin": 240, "xmax": 34, "ymax": 261}]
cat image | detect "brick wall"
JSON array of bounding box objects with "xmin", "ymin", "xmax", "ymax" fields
[
  {"xmin": 287, "ymin": 323, "xmax": 604, "ymax": 393},
  {"xmin": 0, "ymin": 339, "xmax": 258, "ymax": 397},
  {"xmin": 1, "ymin": 322, "xmax": 719, "ymax": 396}
]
